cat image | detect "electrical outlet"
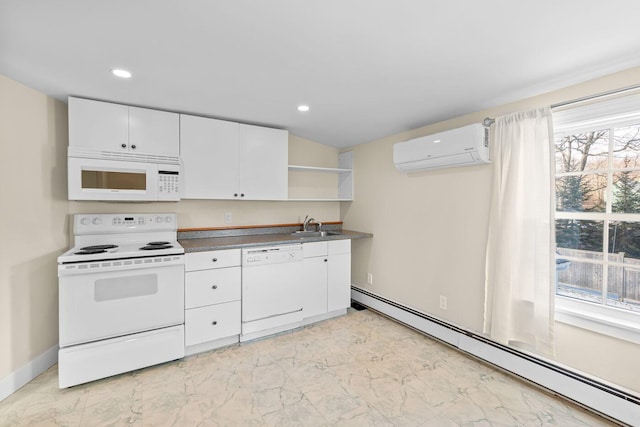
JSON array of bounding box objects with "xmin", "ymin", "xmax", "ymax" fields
[
  {"xmin": 439, "ymin": 295, "xmax": 448, "ymax": 310},
  {"xmin": 224, "ymin": 212, "xmax": 232, "ymax": 224},
  {"xmin": 367, "ymin": 273, "xmax": 373, "ymax": 285}
]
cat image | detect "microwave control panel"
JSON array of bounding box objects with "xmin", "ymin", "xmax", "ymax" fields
[{"xmin": 158, "ymin": 169, "xmax": 180, "ymax": 200}]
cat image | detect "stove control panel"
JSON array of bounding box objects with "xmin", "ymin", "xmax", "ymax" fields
[{"xmin": 73, "ymin": 213, "xmax": 178, "ymax": 235}]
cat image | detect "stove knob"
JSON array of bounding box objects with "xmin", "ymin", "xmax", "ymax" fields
[
  {"xmin": 92, "ymin": 218, "xmax": 102, "ymax": 225},
  {"xmin": 164, "ymin": 216, "xmax": 172, "ymax": 223},
  {"xmin": 80, "ymin": 217, "xmax": 90, "ymax": 226},
  {"xmin": 155, "ymin": 216, "xmax": 164, "ymax": 223}
]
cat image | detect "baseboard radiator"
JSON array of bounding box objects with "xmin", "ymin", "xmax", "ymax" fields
[{"xmin": 351, "ymin": 287, "xmax": 639, "ymax": 426}]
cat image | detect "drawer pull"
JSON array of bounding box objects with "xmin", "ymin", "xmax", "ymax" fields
[
  {"xmin": 211, "ymin": 284, "xmax": 218, "ymax": 290},
  {"xmin": 212, "ymin": 320, "xmax": 218, "ymax": 326},
  {"xmin": 212, "ymin": 258, "xmax": 218, "ymax": 262}
]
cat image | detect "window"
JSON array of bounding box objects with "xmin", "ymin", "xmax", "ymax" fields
[{"xmin": 553, "ymin": 93, "xmax": 640, "ymax": 318}]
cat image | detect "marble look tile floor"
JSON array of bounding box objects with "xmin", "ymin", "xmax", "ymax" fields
[{"xmin": 0, "ymin": 309, "xmax": 618, "ymax": 426}]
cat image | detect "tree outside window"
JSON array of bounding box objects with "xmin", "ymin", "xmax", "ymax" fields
[{"xmin": 554, "ymin": 124, "xmax": 640, "ymax": 312}]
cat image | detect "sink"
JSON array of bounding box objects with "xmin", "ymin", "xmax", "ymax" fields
[{"xmin": 290, "ymin": 230, "xmax": 344, "ymax": 238}]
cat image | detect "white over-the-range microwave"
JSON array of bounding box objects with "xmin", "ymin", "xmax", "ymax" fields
[{"xmin": 67, "ymin": 147, "xmax": 181, "ymax": 201}]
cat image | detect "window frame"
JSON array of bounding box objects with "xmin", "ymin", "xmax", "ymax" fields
[
  {"xmin": 556, "ymin": 296, "xmax": 640, "ymax": 344},
  {"xmin": 552, "ymin": 100, "xmax": 640, "ymax": 338}
]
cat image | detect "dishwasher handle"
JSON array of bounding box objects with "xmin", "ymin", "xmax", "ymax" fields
[
  {"xmin": 242, "ymin": 245, "xmax": 303, "ymax": 265},
  {"xmin": 244, "ymin": 244, "xmax": 302, "ymax": 255}
]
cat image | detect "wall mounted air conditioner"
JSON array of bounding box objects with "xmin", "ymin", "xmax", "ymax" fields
[{"xmin": 393, "ymin": 123, "xmax": 490, "ymax": 172}]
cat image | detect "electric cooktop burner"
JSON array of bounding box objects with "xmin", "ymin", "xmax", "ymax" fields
[
  {"xmin": 139, "ymin": 241, "xmax": 173, "ymax": 250},
  {"xmin": 75, "ymin": 248, "xmax": 107, "ymax": 255},
  {"xmin": 82, "ymin": 244, "xmax": 118, "ymax": 250},
  {"xmin": 75, "ymin": 244, "xmax": 119, "ymax": 255}
]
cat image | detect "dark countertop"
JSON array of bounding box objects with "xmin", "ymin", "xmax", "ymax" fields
[{"xmin": 179, "ymin": 229, "xmax": 372, "ymax": 253}]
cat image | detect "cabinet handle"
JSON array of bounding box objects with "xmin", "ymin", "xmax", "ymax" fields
[
  {"xmin": 234, "ymin": 193, "xmax": 238, "ymax": 197},
  {"xmin": 324, "ymin": 259, "xmax": 328, "ymax": 262},
  {"xmin": 131, "ymin": 144, "xmax": 136, "ymax": 149},
  {"xmin": 211, "ymin": 321, "xmax": 218, "ymax": 326},
  {"xmin": 241, "ymin": 193, "xmax": 245, "ymax": 197},
  {"xmin": 212, "ymin": 284, "xmax": 218, "ymax": 290},
  {"xmin": 212, "ymin": 258, "xmax": 218, "ymax": 262},
  {"xmin": 121, "ymin": 143, "xmax": 127, "ymax": 148}
]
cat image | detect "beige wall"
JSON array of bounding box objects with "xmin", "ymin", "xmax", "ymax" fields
[
  {"xmin": 0, "ymin": 75, "xmax": 69, "ymax": 380},
  {"xmin": 0, "ymin": 74, "xmax": 340, "ymax": 382},
  {"xmin": 555, "ymin": 322, "xmax": 640, "ymax": 392},
  {"xmin": 343, "ymin": 66, "xmax": 640, "ymax": 392}
]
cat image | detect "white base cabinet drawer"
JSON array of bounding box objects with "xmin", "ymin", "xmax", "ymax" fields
[
  {"xmin": 186, "ymin": 249, "xmax": 241, "ymax": 271},
  {"xmin": 303, "ymin": 241, "xmax": 327, "ymax": 258},
  {"xmin": 185, "ymin": 267, "xmax": 241, "ymax": 309},
  {"xmin": 328, "ymin": 239, "xmax": 351, "ymax": 255},
  {"xmin": 185, "ymin": 301, "xmax": 241, "ymax": 346}
]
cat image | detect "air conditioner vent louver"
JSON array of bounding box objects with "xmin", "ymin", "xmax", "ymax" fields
[{"xmin": 393, "ymin": 123, "xmax": 490, "ymax": 172}]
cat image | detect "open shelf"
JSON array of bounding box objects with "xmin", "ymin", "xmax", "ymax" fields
[
  {"xmin": 287, "ymin": 151, "xmax": 353, "ymax": 201},
  {"xmin": 288, "ymin": 165, "xmax": 352, "ymax": 174}
]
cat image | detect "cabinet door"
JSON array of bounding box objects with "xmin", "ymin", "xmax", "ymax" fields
[
  {"xmin": 302, "ymin": 256, "xmax": 328, "ymax": 319},
  {"xmin": 185, "ymin": 267, "xmax": 241, "ymax": 309},
  {"xmin": 328, "ymin": 252, "xmax": 351, "ymax": 312},
  {"xmin": 185, "ymin": 301, "xmax": 241, "ymax": 346},
  {"xmin": 68, "ymin": 97, "xmax": 128, "ymax": 151},
  {"xmin": 129, "ymin": 106, "xmax": 179, "ymax": 157},
  {"xmin": 180, "ymin": 114, "xmax": 240, "ymax": 199},
  {"xmin": 185, "ymin": 249, "xmax": 241, "ymax": 272},
  {"xmin": 238, "ymin": 124, "xmax": 288, "ymax": 200}
]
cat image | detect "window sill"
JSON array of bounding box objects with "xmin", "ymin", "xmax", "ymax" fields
[{"xmin": 555, "ymin": 296, "xmax": 640, "ymax": 344}]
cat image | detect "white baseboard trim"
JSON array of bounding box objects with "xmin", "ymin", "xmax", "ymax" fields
[
  {"xmin": 351, "ymin": 287, "xmax": 639, "ymax": 427},
  {"xmin": 0, "ymin": 345, "xmax": 58, "ymax": 402}
]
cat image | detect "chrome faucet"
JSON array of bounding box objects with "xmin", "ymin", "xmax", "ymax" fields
[
  {"xmin": 303, "ymin": 215, "xmax": 322, "ymax": 232},
  {"xmin": 303, "ymin": 216, "xmax": 315, "ymax": 232}
]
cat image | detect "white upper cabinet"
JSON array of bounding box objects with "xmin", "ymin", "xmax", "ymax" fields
[
  {"xmin": 68, "ymin": 97, "xmax": 179, "ymax": 157},
  {"xmin": 180, "ymin": 114, "xmax": 240, "ymax": 199},
  {"xmin": 180, "ymin": 114, "xmax": 288, "ymax": 200},
  {"xmin": 238, "ymin": 123, "xmax": 288, "ymax": 200},
  {"xmin": 128, "ymin": 106, "xmax": 179, "ymax": 157},
  {"xmin": 69, "ymin": 97, "xmax": 128, "ymax": 151}
]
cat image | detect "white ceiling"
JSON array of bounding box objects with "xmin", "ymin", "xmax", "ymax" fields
[{"xmin": 2, "ymin": 1, "xmax": 640, "ymax": 148}]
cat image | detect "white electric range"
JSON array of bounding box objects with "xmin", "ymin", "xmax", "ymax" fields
[{"xmin": 57, "ymin": 213, "xmax": 185, "ymax": 388}]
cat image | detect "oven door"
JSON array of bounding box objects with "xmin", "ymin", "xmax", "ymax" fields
[
  {"xmin": 59, "ymin": 263, "xmax": 184, "ymax": 347},
  {"xmin": 67, "ymin": 156, "xmax": 159, "ymax": 201}
]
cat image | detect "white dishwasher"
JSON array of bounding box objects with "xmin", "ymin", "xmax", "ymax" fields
[{"xmin": 241, "ymin": 244, "xmax": 304, "ymax": 341}]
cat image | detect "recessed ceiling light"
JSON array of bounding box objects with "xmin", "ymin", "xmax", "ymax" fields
[
  {"xmin": 111, "ymin": 68, "xmax": 132, "ymax": 79},
  {"xmin": 297, "ymin": 105, "xmax": 310, "ymax": 112}
]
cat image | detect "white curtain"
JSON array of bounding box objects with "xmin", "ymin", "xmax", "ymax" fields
[{"xmin": 484, "ymin": 107, "xmax": 556, "ymax": 356}]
